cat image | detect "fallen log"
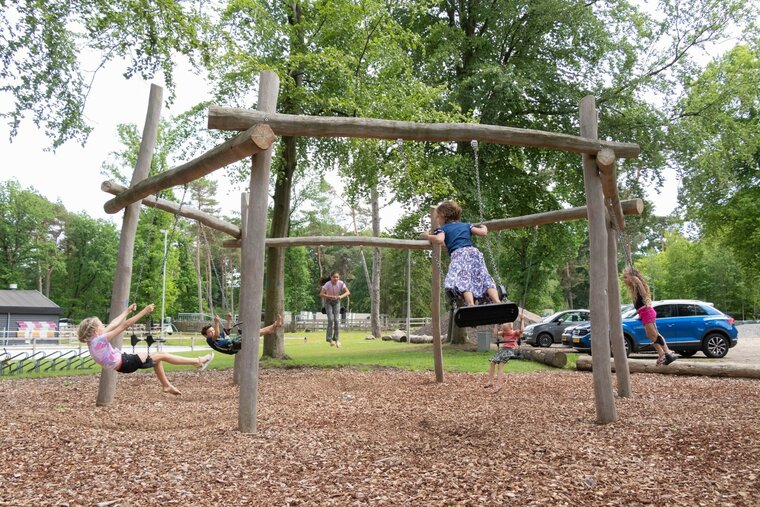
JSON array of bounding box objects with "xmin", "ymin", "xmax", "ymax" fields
[
  {"xmin": 575, "ymin": 356, "xmax": 760, "ymax": 379},
  {"xmin": 517, "ymin": 345, "xmax": 567, "ymax": 368}
]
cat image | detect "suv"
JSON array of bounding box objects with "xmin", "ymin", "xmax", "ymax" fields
[
  {"xmin": 523, "ymin": 309, "xmax": 590, "ymax": 348},
  {"xmin": 570, "ymin": 300, "xmax": 738, "ymax": 358}
]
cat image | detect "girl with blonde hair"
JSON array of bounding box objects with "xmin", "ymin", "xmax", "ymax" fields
[
  {"xmin": 622, "ymin": 267, "xmax": 677, "ymax": 365},
  {"xmin": 78, "ymin": 303, "xmax": 214, "ymax": 395}
]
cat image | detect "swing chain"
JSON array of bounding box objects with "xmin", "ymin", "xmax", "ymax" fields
[
  {"xmin": 471, "ymin": 140, "xmax": 502, "ymax": 288},
  {"xmin": 397, "ymin": 139, "xmax": 446, "ymax": 303}
]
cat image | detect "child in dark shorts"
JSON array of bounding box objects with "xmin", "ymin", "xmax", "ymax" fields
[{"xmin": 78, "ymin": 303, "xmax": 214, "ymax": 396}]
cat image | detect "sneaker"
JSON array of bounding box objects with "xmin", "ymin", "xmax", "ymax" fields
[
  {"xmin": 663, "ymin": 353, "xmax": 678, "ymax": 365},
  {"xmin": 199, "ymin": 352, "xmax": 214, "ymax": 371},
  {"xmin": 656, "ymin": 355, "xmax": 665, "ymax": 366}
]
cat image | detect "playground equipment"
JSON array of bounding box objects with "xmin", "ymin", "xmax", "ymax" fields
[{"xmin": 100, "ymin": 72, "xmax": 642, "ymax": 430}]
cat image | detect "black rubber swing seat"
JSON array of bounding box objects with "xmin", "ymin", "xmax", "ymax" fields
[{"xmin": 453, "ymin": 302, "xmax": 519, "ymax": 328}]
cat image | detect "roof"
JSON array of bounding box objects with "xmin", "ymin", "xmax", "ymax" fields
[{"xmin": 0, "ymin": 290, "xmax": 62, "ymax": 315}]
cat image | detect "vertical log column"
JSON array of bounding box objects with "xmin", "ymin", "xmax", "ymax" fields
[
  {"xmin": 97, "ymin": 84, "xmax": 163, "ymax": 407},
  {"xmin": 580, "ymin": 96, "xmax": 617, "ymax": 424},
  {"xmin": 233, "ymin": 192, "xmax": 249, "ymax": 387},
  {"xmin": 430, "ymin": 206, "xmax": 443, "ymax": 382},
  {"xmin": 606, "ymin": 219, "xmax": 632, "ymax": 397},
  {"xmin": 239, "ymin": 71, "xmax": 280, "ymax": 433}
]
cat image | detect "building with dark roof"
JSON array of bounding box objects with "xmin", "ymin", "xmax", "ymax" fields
[{"xmin": 0, "ymin": 289, "xmax": 63, "ymax": 341}]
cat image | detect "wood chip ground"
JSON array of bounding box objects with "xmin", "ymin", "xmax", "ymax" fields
[{"xmin": 1, "ymin": 368, "xmax": 759, "ymax": 506}]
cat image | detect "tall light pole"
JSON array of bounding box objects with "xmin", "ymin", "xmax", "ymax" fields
[{"xmin": 160, "ymin": 229, "xmax": 169, "ymax": 342}]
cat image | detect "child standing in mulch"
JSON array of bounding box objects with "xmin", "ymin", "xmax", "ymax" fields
[
  {"xmin": 484, "ymin": 322, "xmax": 522, "ymax": 391},
  {"xmin": 78, "ymin": 303, "xmax": 214, "ymax": 396}
]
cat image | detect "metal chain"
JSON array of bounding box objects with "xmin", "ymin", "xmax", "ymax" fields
[
  {"xmin": 471, "ymin": 140, "xmax": 502, "ymax": 288},
  {"xmin": 397, "ymin": 139, "xmax": 446, "ymax": 299}
]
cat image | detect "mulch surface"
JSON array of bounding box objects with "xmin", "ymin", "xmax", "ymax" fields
[{"xmin": 2, "ymin": 368, "xmax": 759, "ymax": 506}]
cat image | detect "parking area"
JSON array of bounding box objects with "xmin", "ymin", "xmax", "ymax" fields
[{"xmin": 557, "ymin": 323, "xmax": 760, "ymax": 366}]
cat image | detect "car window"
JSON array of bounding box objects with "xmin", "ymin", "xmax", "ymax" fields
[
  {"xmin": 654, "ymin": 304, "xmax": 676, "ymax": 318},
  {"xmin": 678, "ymin": 304, "xmax": 708, "ymax": 317}
]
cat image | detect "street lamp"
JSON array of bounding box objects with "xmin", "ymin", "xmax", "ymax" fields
[{"xmin": 160, "ymin": 229, "xmax": 169, "ymax": 343}]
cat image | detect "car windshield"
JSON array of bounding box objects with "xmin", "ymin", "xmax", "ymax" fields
[{"xmin": 541, "ymin": 312, "xmax": 563, "ymax": 323}]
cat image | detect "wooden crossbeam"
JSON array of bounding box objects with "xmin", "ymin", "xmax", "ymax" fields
[
  {"xmin": 101, "ymin": 181, "xmax": 241, "ymax": 238},
  {"xmin": 103, "ymin": 123, "xmax": 276, "ymax": 214},
  {"xmin": 208, "ymin": 107, "xmax": 640, "ymax": 158}
]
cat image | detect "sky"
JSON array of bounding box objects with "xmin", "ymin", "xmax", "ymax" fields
[{"xmin": 0, "ymin": 59, "xmax": 681, "ymax": 230}]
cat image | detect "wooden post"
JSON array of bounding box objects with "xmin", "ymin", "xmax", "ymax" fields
[
  {"xmin": 607, "ymin": 211, "xmax": 632, "ymax": 397},
  {"xmin": 233, "ymin": 192, "xmax": 248, "ymax": 386},
  {"xmin": 580, "ymin": 96, "xmax": 617, "ymax": 424},
  {"xmin": 430, "ymin": 206, "xmax": 443, "ymax": 382},
  {"xmin": 96, "ymin": 84, "xmax": 163, "ymax": 406},
  {"xmin": 238, "ymin": 71, "xmax": 280, "ymax": 433}
]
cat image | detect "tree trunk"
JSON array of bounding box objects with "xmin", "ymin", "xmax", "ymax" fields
[
  {"xmin": 517, "ymin": 346, "xmax": 567, "ymax": 368},
  {"xmin": 370, "ymin": 186, "xmax": 381, "ymax": 338},
  {"xmin": 263, "ymin": 135, "xmax": 293, "ymax": 359}
]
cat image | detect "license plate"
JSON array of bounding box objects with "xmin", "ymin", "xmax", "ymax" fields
[{"xmin": 573, "ymin": 338, "xmax": 580, "ymax": 344}]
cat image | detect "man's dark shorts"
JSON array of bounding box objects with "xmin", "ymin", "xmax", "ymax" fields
[{"xmin": 118, "ymin": 353, "xmax": 154, "ymax": 374}]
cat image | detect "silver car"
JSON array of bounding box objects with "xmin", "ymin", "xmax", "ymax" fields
[{"xmin": 523, "ymin": 309, "xmax": 590, "ymax": 347}]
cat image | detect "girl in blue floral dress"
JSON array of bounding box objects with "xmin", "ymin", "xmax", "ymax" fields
[{"xmin": 421, "ymin": 200, "xmax": 500, "ymax": 306}]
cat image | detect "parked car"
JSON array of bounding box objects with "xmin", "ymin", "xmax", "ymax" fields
[
  {"xmin": 560, "ymin": 305, "xmax": 632, "ymax": 347},
  {"xmin": 570, "ymin": 300, "xmax": 738, "ymax": 358},
  {"xmin": 523, "ymin": 309, "xmax": 590, "ymax": 348}
]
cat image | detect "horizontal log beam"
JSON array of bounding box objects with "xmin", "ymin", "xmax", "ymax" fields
[
  {"xmin": 101, "ymin": 181, "xmax": 242, "ymax": 238},
  {"xmin": 208, "ymin": 106, "xmax": 640, "ymax": 158},
  {"xmin": 221, "ymin": 199, "xmax": 645, "ymax": 249},
  {"xmin": 517, "ymin": 345, "xmax": 567, "ymax": 368},
  {"xmin": 222, "ymin": 235, "xmax": 431, "ymax": 250},
  {"xmin": 103, "ymin": 123, "xmax": 276, "ymax": 214},
  {"xmin": 483, "ymin": 198, "xmax": 643, "ymax": 232},
  {"xmin": 576, "ymin": 356, "xmax": 760, "ymax": 379}
]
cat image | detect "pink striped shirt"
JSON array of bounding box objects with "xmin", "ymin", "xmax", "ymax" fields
[{"xmin": 87, "ymin": 334, "xmax": 122, "ymax": 370}]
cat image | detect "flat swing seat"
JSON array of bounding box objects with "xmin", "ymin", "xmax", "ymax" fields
[{"xmin": 453, "ymin": 302, "xmax": 519, "ymax": 328}]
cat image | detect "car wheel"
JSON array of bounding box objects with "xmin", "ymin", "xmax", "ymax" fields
[
  {"xmin": 676, "ymin": 350, "xmax": 697, "ymax": 358},
  {"xmin": 537, "ymin": 333, "xmax": 553, "ymax": 348},
  {"xmin": 702, "ymin": 333, "xmax": 730, "ymax": 358},
  {"xmin": 624, "ymin": 337, "xmax": 631, "ymax": 357}
]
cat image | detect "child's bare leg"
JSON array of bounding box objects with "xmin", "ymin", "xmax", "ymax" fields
[
  {"xmin": 152, "ymin": 351, "xmax": 211, "ymax": 368},
  {"xmin": 137, "ymin": 353, "xmax": 181, "ymax": 395},
  {"xmin": 485, "ymin": 362, "xmax": 496, "ymax": 387},
  {"xmin": 486, "ymin": 287, "xmax": 500, "ymax": 304},
  {"xmin": 154, "ymin": 361, "xmax": 181, "ymax": 395},
  {"xmin": 493, "ymin": 363, "xmax": 506, "ymax": 391},
  {"xmin": 463, "ymin": 291, "xmax": 475, "ymax": 306}
]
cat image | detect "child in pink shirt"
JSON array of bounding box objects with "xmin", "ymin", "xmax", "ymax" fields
[
  {"xmin": 484, "ymin": 322, "xmax": 522, "ymax": 391},
  {"xmin": 78, "ymin": 303, "xmax": 213, "ymax": 396}
]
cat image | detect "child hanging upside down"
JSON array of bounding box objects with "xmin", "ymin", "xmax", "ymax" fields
[
  {"xmin": 421, "ymin": 200, "xmax": 501, "ymax": 306},
  {"xmin": 78, "ymin": 303, "xmax": 214, "ymax": 396}
]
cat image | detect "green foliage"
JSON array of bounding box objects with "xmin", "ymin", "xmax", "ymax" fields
[
  {"xmin": 0, "ymin": 179, "xmax": 65, "ymax": 290},
  {"xmin": 0, "ymin": 0, "xmax": 209, "ymax": 147},
  {"xmin": 50, "ymin": 213, "xmax": 118, "ymax": 320}
]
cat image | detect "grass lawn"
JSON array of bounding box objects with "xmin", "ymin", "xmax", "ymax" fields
[{"xmin": 1, "ymin": 330, "xmax": 580, "ymax": 379}]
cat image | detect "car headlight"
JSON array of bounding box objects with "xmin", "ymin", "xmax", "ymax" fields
[{"xmin": 524, "ymin": 328, "xmax": 534, "ymax": 336}]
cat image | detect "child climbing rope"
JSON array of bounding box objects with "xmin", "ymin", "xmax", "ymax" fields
[
  {"xmin": 78, "ymin": 303, "xmax": 214, "ymax": 396},
  {"xmin": 421, "ymin": 200, "xmax": 501, "ymax": 306}
]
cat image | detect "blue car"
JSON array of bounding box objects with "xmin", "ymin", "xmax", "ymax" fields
[{"xmin": 570, "ymin": 300, "xmax": 738, "ymax": 358}]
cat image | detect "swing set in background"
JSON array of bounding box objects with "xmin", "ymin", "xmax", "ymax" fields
[{"xmin": 100, "ymin": 72, "xmax": 644, "ymax": 430}]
